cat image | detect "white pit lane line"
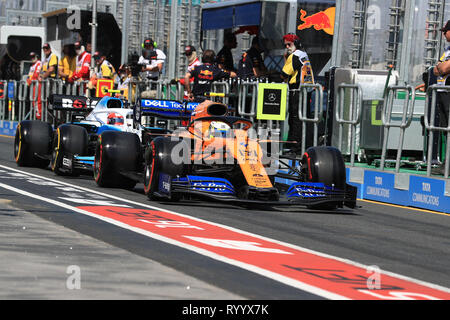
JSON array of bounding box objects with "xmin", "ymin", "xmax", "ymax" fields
[{"xmin": 0, "ymin": 164, "xmax": 449, "ymax": 300}]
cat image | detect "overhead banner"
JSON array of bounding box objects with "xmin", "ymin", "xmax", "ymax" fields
[{"xmin": 256, "ymin": 83, "xmax": 287, "ymax": 121}]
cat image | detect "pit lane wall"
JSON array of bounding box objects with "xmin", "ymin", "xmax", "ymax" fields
[
  {"xmin": 0, "ymin": 120, "xmax": 17, "ymax": 137},
  {"xmin": 274, "ymin": 167, "xmax": 450, "ymax": 214},
  {"xmin": 346, "ymin": 167, "xmax": 450, "ymax": 214},
  {"xmin": 2, "ymin": 120, "xmax": 448, "ymax": 213}
]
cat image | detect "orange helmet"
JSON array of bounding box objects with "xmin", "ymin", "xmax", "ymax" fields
[{"xmin": 107, "ymin": 112, "xmax": 124, "ymax": 126}]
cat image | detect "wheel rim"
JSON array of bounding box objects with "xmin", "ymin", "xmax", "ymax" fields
[
  {"xmin": 143, "ymin": 163, "xmax": 152, "ymax": 193},
  {"xmin": 51, "ymin": 129, "xmax": 61, "ymax": 171},
  {"xmin": 14, "ymin": 127, "xmax": 21, "ymax": 162},
  {"xmin": 94, "ymin": 143, "xmax": 102, "ymax": 182}
]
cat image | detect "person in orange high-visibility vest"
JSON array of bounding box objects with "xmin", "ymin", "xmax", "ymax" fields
[
  {"xmin": 69, "ymin": 41, "xmax": 91, "ymax": 82},
  {"xmin": 27, "ymin": 52, "xmax": 41, "ymax": 85},
  {"xmin": 27, "ymin": 52, "xmax": 42, "ymax": 119}
]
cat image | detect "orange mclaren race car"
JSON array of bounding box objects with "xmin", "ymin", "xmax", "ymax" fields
[{"xmin": 93, "ymin": 97, "xmax": 357, "ymax": 210}]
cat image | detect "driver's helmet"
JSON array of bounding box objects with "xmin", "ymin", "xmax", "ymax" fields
[
  {"xmin": 107, "ymin": 112, "xmax": 124, "ymax": 126},
  {"xmin": 208, "ymin": 121, "xmax": 230, "ymax": 138}
]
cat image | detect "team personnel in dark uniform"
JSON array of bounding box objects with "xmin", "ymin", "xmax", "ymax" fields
[
  {"xmin": 237, "ymin": 36, "xmax": 267, "ymax": 80},
  {"xmin": 281, "ymin": 33, "xmax": 315, "ymax": 155},
  {"xmin": 216, "ymin": 33, "xmax": 237, "ymax": 72},
  {"xmin": 184, "ymin": 50, "xmax": 236, "ymax": 102},
  {"xmin": 431, "ymin": 20, "xmax": 450, "ymax": 174},
  {"xmin": 434, "ymin": 20, "xmax": 450, "ymax": 128}
]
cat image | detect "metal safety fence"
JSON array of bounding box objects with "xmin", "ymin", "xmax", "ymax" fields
[
  {"xmin": 335, "ymin": 83, "xmax": 363, "ymax": 167},
  {"xmin": 1, "ymin": 77, "xmax": 449, "ymax": 179},
  {"xmin": 379, "ymin": 85, "xmax": 416, "ymax": 173},
  {"xmin": 424, "ymin": 85, "xmax": 450, "ymax": 178}
]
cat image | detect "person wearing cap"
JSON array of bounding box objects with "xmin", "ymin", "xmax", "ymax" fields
[
  {"xmin": 178, "ymin": 45, "xmax": 202, "ymax": 99},
  {"xmin": 88, "ymin": 51, "xmax": 116, "ymax": 94},
  {"xmin": 39, "ymin": 43, "xmax": 58, "ymax": 81},
  {"xmin": 237, "ymin": 36, "xmax": 267, "ymax": 80},
  {"xmin": 27, "ymin": 52, "xmax": 41, "ymax": 86},
  {"xmin": 184, "ymin": 49, "xmax": 236, "ymax": 103},
  {"xmin": 138, "ymin": 38, "xmax": 166, "ymax": 82},
  {"xmin": 27, "ymin": 52, "xmax": 42, "ymax": 119},
  {"xmin": 216, "ymin": 32, "xmax": 237, "ymax": 72},
  {"xmin": 115, "ymin": 64, "xmax": 132, "ymax": 99},
  {"xmin": 58, "ymin": 44, "xmax": 76, "ymax": 83},
  {"xmin": 185, "ymin": 45, "xmax": 202, "ymax": 73},
  {"xmin": 281, "ymin": 33, "xmax": 315, "ymax": 155},
  {"xmin": 70, "ymin": 41, "xmax": 91, "ymax": 82},
  {"xmin": 93, "ymin": 51, "xmax": 116, "ymax": 80}
]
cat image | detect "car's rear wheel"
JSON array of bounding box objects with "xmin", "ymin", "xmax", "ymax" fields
[
  {"xmin": 94, "ymin": 131, "xmax": 140, "ymax": 189},
  {"xmin": 14, "ymin": 120, "xmax": 52, "ymax": 168},
  {"xmin": 301, "ymin": 146, "xmax": 346, "ymax": 210}
]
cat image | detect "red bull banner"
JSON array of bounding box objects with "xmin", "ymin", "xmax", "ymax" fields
[
  {"xmin": 295, "ymin": 2, "xmax": 335, "ymax": 75},
  {"xmin": 297, "ymin": 7, "xmax": 335, "ymax": 35}
]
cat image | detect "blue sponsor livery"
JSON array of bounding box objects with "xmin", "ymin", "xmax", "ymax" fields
[
  {"xmin": 173, "ymin": 175, "xmax": 235, "ymax": 194},
  {"xmin": 140, "ymin": 99, "xmax": 199, "ymax": 118},
  {"xmin": 287, "ymin": 182, "xmax": 333, "ymax": 199},
  {"xmin": 159, "ymin": 173, "xmax": 172, "ymax": 195}
]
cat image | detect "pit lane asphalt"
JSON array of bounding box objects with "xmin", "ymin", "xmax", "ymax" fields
[{"xmin": 1, "ymin": 134, "xmax": 450, "ymax": 299}]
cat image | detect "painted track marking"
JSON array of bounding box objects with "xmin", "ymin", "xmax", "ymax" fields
[{"xmin": 0, "ymin": 164, "xmax": 449, "ymax": 300}]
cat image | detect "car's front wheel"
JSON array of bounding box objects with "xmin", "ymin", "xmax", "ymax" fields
[{"xmin": 301, "ymin": 146, "xmax": 347, "ymax": 210}]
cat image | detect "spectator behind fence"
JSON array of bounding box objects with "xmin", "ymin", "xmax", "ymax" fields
[
  {"xmin": 27, "ymin": 52, "xmax": 41, "ymax": 86},
  {"xmin": 88, "ymin": 51, "xmax": 117, "ymax": 94},
  {"xmin": 431, "ymin": 20, "xmax": 450, "ymax": 175},
  {"xmin": 281, "ymin": 33, "xmax": 315, "ymax": 155},
  {"xmin": 178, "ymin": 45, "xmax": 202, "ymax": 99},
  {"xmin": 58, "ymin": 44, "xmax": 76, "ymax": 83},
  {"xmin": 115, "ymin": 64, "xmax": 132, "ymax": 99},
  {"xmin": 93, "ymin": 51, "xmax": 116, "ymax": 80},
  {"xmin": 139, "ymin": 38, "xmax": 166, "ymax": 82},
  {"xmin": 27, "ymin": 52, "xmax": 42, "ymax": 120},
  {"xmin": 70, "ymin": 41, "xmax": 91, "ymax": 83},
  {"xmin": 237, "ymin": 36, "xmax": 267, "ymax": 80},
  {"xmin": 184, "ymin": 49, "xmax": 236, "ymax": 103},
  {"xmin": 39, "ymin": 43, "xmax": 58, "ymax": 81},
  {"xmin": 216, "ymin": 32, "xmax": 237, "ymax": 73}
]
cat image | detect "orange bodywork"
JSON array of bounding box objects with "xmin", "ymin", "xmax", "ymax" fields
[{"xmin": 175, "ymin": 100, "xmax": 273, "ymax": 189}]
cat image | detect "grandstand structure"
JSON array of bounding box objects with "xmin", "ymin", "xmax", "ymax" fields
[{"xmin": 0, "ymin": 0, "xmax": 214, "ymax": 79}]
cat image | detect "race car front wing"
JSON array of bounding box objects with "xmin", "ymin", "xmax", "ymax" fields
[{"xmin": 158, "ymin": 175, "xmax": 357, "ymax": 209}]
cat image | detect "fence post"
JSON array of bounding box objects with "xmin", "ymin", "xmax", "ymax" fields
[
  {"xmin": 0, "ymin": 80, "xmax": 8, "ymax": 120},
  {"xmin": 237, "ymin": 81, "xmax": 257, "ymax": 120},
  {"xmin": 424, "ymin": 84, "xmax": 450, "ymax": 178},
  {"xmin": 379, "ymin": 85, "xmax": 415, "ymax": 172},
  {"xmin": 17, "ymin": 80, "xmax": 28, "ymax": 122},
  {"xmin": 335, "ymin": 83, "xmax": 363, "ymax": 166},
  {"xmin": 297, "ymin": 83, "xmax": 324, "ymax": 155}
]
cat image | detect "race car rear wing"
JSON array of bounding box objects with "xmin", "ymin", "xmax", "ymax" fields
[
  {"xmin": 133, "ymin": 98, "xmax": 200, "ymax": 124},
  {"xmin": 48, "ymin": 94, "xmax": 103, "ymax": 112}
]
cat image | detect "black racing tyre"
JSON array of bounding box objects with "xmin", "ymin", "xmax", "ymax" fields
[
  {"xmin": 94, "ymin": 130, "xmax": 140, "ymax": 189},
  {"xmin": 143, "ymin": 137, "xmax": 185, "ymax": 201},
  {"xmin": 51, "ymin": 124, "xmax": 88, "ymax": 176},
  {"xmin": 301, "ymin": 146, "xmax": 346, "ymax": 210},
  {"xmin": 14, "ymin": 120, "xmax": 52, "ymax": 168}
]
